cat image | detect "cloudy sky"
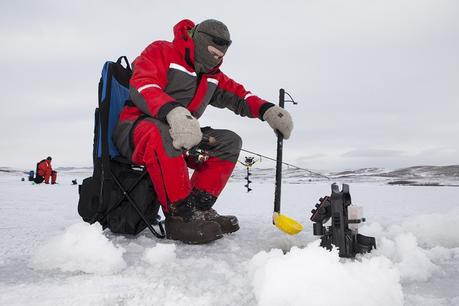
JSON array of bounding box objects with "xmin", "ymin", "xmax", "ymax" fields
[{"xmin": 1, "ymin": 0, "xmax": 458, "ymax": 171}]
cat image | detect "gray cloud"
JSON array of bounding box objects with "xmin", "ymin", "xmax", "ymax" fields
[
  {"xmin": 342, "ymin": 149, "xmax": 405, "ymax": 158},
  {"xmin": 1, "ymin": 0, "xmax": 458, "ymax": 171}
]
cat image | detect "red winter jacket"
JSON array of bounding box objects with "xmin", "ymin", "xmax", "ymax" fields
[
  {"xmin": 37, "ymin": 160, "xmax": 53, "ymax": 177},
  {"xmin": 114, "ymin": 19, "xmax": 274, "ymax": 158}
]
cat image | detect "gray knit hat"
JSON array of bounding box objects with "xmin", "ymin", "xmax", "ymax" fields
[{"xmin": 192, "ymin": 19, "xmax": 231, "ymax": 73}]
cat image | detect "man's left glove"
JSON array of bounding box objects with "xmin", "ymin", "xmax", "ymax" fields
[{"xmin": 263, "ymin": 106, "xmax": 293, "ymax": 139}]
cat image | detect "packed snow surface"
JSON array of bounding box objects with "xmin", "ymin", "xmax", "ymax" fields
[{"xmin": 0, "ymin": 169, "xmax": 458, "ymax": 305}]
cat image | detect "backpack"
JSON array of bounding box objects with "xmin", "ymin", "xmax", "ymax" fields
[
  {"xmin": 77, "ymin": 56, "xmax": 163, "ymax": 236},
  {"xmin": 33, "ymin": 160, "xmax": 46, "ymax": 184}
]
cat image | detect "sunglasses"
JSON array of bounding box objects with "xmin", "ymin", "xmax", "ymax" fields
[{"xmin": 197, "ymin": 30, "xmax": 232, "ymax": 47}]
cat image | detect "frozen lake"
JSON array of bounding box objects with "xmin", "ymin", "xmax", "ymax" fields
[{"xmin": 0, "ymin": 170, "xmax": 458, "ymax": 305}]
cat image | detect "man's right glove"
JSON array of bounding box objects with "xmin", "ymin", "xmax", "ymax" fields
[
  {"xmin": 263, "ymin": 105, "xmax": 293, "ymax": 139},
  {"xmin": 166, "ymin": 107, "xmax": 202, "ymax": 150}
]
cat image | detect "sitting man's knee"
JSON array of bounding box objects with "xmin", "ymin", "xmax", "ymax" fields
[
  {"xmin": 228, "ymin": 130, "xmax": 242, "ymax": 152},
  {"xmin": 221, "ymin": 130, "xmax": 242, "ymax": 160}
]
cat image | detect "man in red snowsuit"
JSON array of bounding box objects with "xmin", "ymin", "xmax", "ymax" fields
[
  {"xmin": 35, "ymin": 156, "xmax": 57, "ymax": 184},
  {"xmin": 114, "ymin": 19, "xmax": 293, "ymax": 244}
]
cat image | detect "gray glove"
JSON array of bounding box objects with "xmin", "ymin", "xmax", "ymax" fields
[
  {"xmin": 263, "ymin": 106, "xmax": 293, "ymax": 139},
  {"xmin": 166, "ymin": 107, "xmax": 202, "ymax": 150}
]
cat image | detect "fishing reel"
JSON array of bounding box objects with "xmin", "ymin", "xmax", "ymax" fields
[
  {"xmin": 310, "ymin": 183, "xmax": 376, "ymax": 258},
  {"xmin": 185, "ymin": 135, "xmax": 215, "ymax": 164},
  {"xmin": 185, "ymin": 147, "xmax": 210, "ymax": 163}
]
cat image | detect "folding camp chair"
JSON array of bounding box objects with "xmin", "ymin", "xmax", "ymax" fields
[{"xmin": 78, "ymin": 56, "xmax": 165, "ymax": 238}]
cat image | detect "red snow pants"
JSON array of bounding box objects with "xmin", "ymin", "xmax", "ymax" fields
[
  {"xmin": 130, "ymin": 118, "xmax": 242, "ymax": 212},
  {"xmin": 45, "ymin": 171, "xmax": 57, "ymax": 184}
]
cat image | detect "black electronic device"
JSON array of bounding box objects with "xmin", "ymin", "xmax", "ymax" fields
[{"xmin": 310, "ymin": 183, "xmax": 376, "ymax": 258}]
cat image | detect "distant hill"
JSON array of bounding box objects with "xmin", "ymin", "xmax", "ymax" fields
[
  {"xmin": 329, "ymin": 165, "xmax": 459, "ymax": 179},
  {"xmin": 0, "ymin": 167, "xmax": 28, "ymax": 174},
  {"xmin": 2, "ymin": 165, "xmax": 458, "ymax": 186},
  {"xmin": 381, "ymin": 165, "xmax": 459, "ymax": 178},
  {"xmin": 55, "ymin": 166, "xmax": 93, "ymax": 172},
  {"xmin": 231, "ymin": 165, "xmax": 459, "ymax": 186},
  {"xmin": 330, "ymin": 167, "xmax": 388, "ymax": 178}
]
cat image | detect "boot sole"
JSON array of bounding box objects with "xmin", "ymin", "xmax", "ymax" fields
[
  {"xmin": 166, "ymin": 231, "xmax": 223, "ymax": 244},
  {"xmin": 225, "ymin": 228, "xmax": 239, "ymax": 234},
  {"xmin": 184, "ymin": 232, "xmax": 223, "ymax": 244}
]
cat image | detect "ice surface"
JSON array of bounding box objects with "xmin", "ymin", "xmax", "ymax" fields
[
  {"xmin": 143, "ymin": 243, "xmax": 177, "ymax": 265},
  {"xmin": 0, "ymin": 170, "xmax": 458, "ymax": 305}
]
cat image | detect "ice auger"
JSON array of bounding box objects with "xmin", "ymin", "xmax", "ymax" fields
[{"xmin": 239, "ymin": 156, "xmax": 259, "ymax": 192}]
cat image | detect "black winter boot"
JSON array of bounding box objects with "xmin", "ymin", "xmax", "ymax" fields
[
  {"xmin": 192, "ymin": 189, "xmax": 240, "ymax": 234},
  {"xmin": 165, "ymin": 196, "xmax": 223, "ymax": 244}
]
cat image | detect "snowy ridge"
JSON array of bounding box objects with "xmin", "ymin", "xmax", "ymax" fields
[
  {"xmin": 231, "ymin": 165, "xmax": 459, "ymax": 186},
  {"xmin": 4, "ymin": 165, "xmax": 459, "ymax": 186},
  {"xmin": 54, "ymin": 166, "xmax": 93, "ymax": 172},
  {"xmin": 381, "ymin": 165, "xmax": 459, "ymax": 178},
  {"xmin": 330, "ymin": 167, "xmax": 389, "ymax": 177},
  {"xmin": 330, "ymin": 165, "xmax": 459, "ymax": 179},
  {"xmin": 330, "ymin": 165, "xmax": 459, "ymax": 186},
  {"xmin": 0, "ymin": 167, "xmax": 28, "ymax": 174}
]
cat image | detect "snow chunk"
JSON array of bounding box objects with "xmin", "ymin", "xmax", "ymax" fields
[
  {"xmin": 362, "ymin": 218, "xmax": 459, "ymax": 283},
  {"xmin": 142, "ymin": 243, "xmax": 176, "ymax": 265},
  {"xmin": 376, "ymin": 233, "xmax": 438, "ymax": 282},
  {"xmin": 425, "ymin": 246, "xmax": 456, "ymax": 262},
  {"xmin": 399, "ymin": 210, "xmax": 459, "ymax": 248},
  {"xmin": 361, "ymin": 209, "xmax": 459, "ymax": 250},
  {"xmin": 29, "ymin": 222, "xmax": 126, "ymax": 274},
  {"xmin": 249, "ymin": 240, "xmax": 403, "ymax": 306}
]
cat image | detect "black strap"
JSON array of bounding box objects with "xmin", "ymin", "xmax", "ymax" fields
[
  {"xmin": 35, "ymin": 161, "xmax": 42, "ymax": 176},
  {"xmin": 116, "ymin": 56, "xmax": 132, "ymax": 73}
]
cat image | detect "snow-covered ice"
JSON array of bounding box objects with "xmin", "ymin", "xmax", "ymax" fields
[
  {"xmin": 0, "ymin": 169, "xmax": 458, "ymax": 305},
  {"xmin": 142, "ymin": 243, "xmax": 177, "ymax": 265}
]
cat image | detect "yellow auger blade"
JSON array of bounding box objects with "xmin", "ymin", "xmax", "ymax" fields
[{"xmin": 273, "ymin": 212, "xmax": 303, "ymax": 235}]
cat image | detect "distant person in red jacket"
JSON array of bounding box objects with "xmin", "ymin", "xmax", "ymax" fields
[
  {"xmin": 34, "ymin": 157, "xmax": 57, "ymax": 184},
  {"xmin": 113, "ymin": 19, "xmax": 293, "ymax": 244}
]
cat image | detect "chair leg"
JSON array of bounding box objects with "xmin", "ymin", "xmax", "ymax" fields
[
  {"xmin": 111, "ymin": 171, "xmax": 165, "ymax": 239},
  {"xmin": 102, "ymin": 170, "xmax": 148, "ymax": 218}
]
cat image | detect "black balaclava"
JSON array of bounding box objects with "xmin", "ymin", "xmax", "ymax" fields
[{"xmin": 192, "ymin": 19, "xmax": 231, "ymax": 74}]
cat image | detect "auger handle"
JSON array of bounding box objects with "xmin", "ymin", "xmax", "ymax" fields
[{"xmin": 274, "ymin": 89, "xmax": 285, "ymax": 214}]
